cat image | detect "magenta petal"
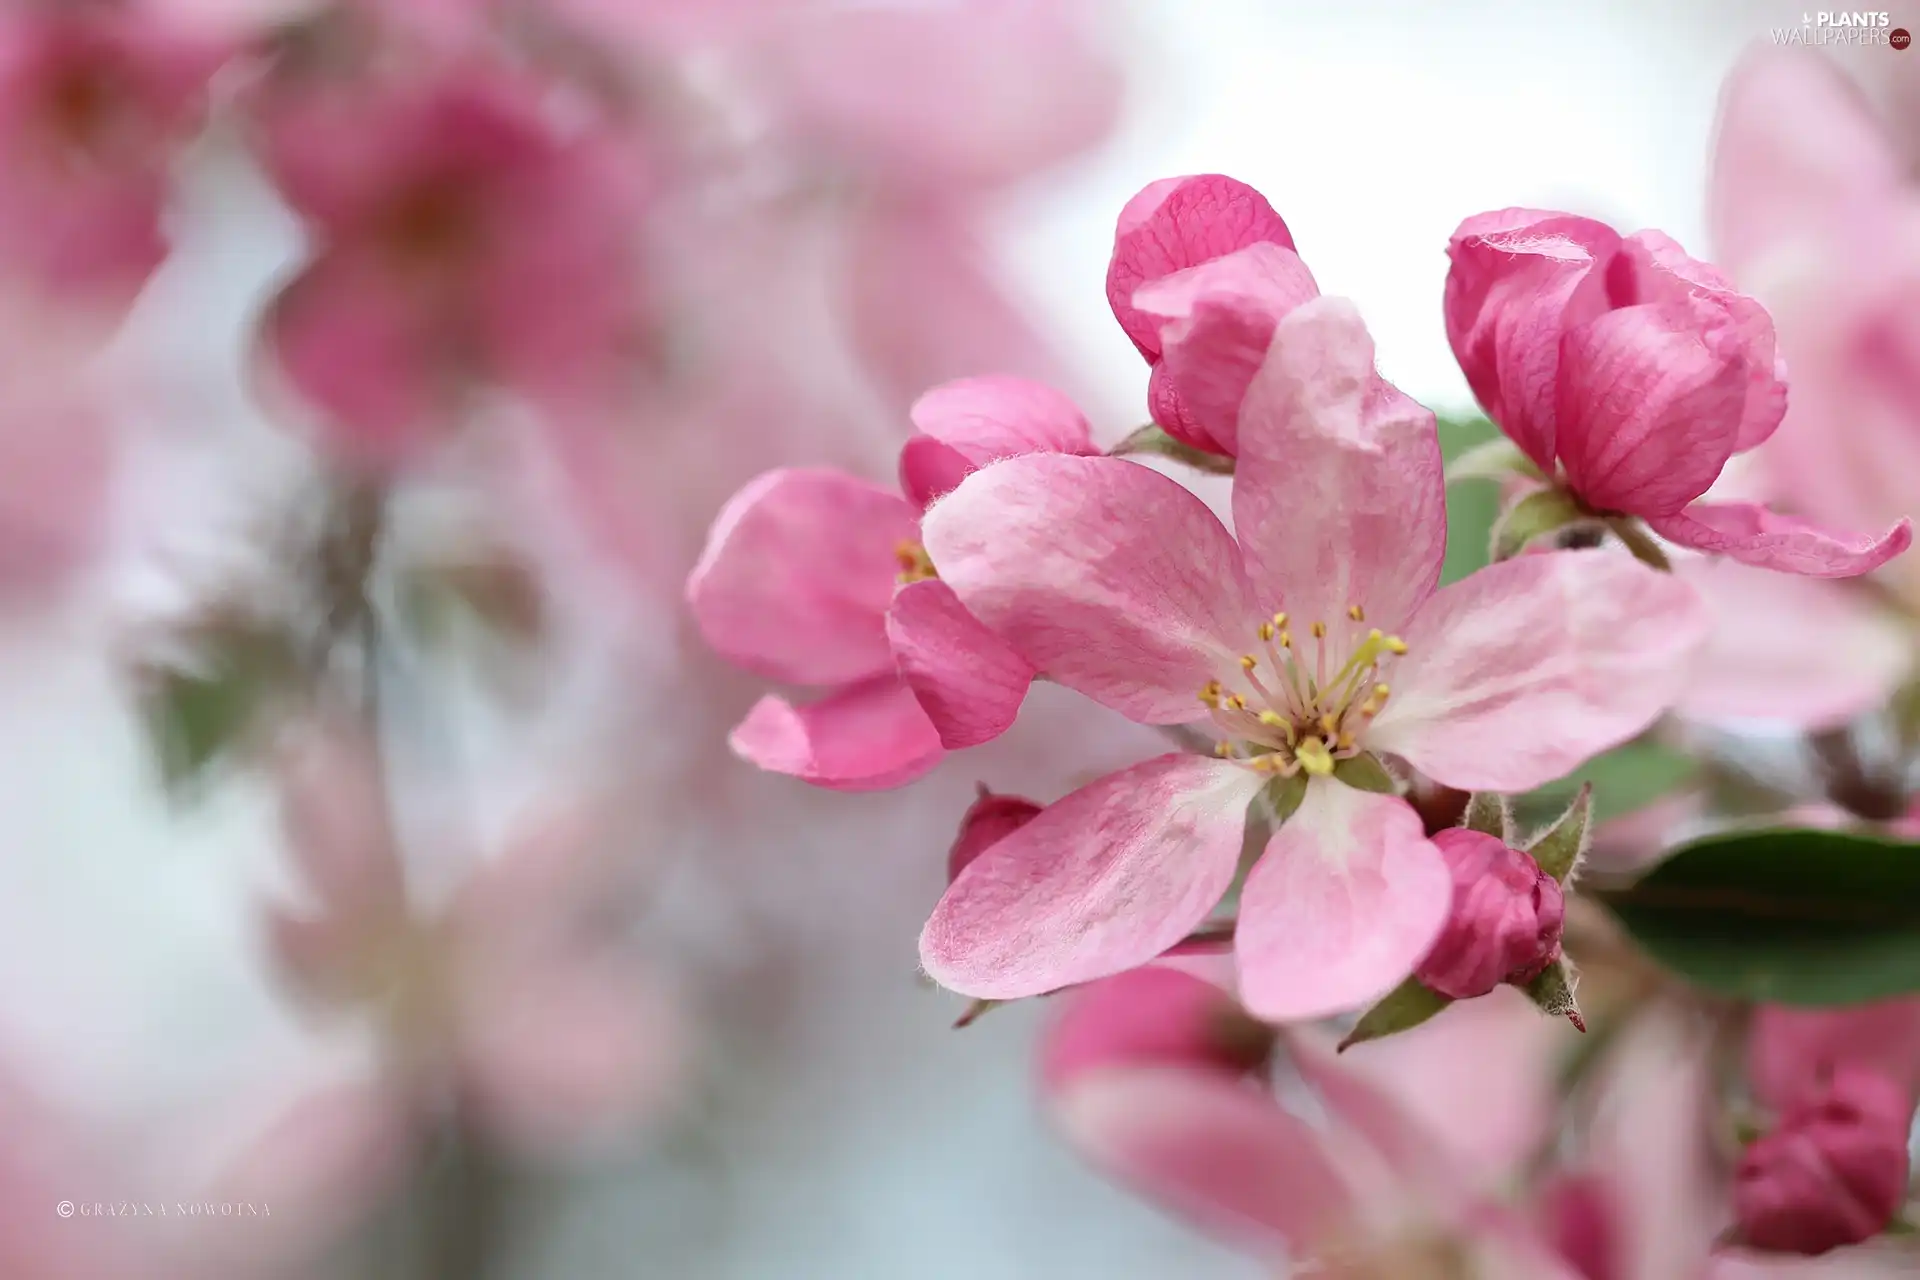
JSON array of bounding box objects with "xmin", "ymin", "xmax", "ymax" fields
[
  {"xmin": 920, "ymin": 454, "xmax": 1257, "ymax": 724},
  {"xmin": 1648, "ymin": 502, "xmax": 1913, "ymax": 580},
  {"xmin": 1107, "ymin": 174, "xmax": 1295, "ymax": 358},
  {"xmin": 1232, "ymin": 297, "xmax": 1447, "ymax": 638},
  {"xmin": 1236, "ymin": 784, "xmax": 1451, "ymax": 1022},
  {"xmin": 1445, "ymin": 209, "xmax": 1621, "ymax": 471},
  {"xmin": 728, "ymin": 680, "xmax": 943, "ymax": 792},
  {"xmin": 897, "ymin": 435, "xmax": 979, "ymax": 511},
  {"xmin": 919, "ymin": 754, "xmax": 1261, "ymax": 998},
  {"xmin": 1369, "ymin": 550, "xmax": 1710, "ymax": 793},
  {"xmin": 1050, "ymin": 1067, "xmax": 1355, "ymax": 1257},
  {"xmin": 901, "ymin": 374, "xmax": 1094, "ymax": 507},
  {"xmin": 687, "ymin": 468, "xmax": 920, "ymax": 687},
  {"xmin": 1132, "ymin": 242, "xmax": 1321, "ymax": 456},
  {"xmin": 1554, "ymin": 302, "xmax": 1749, "ymax": 516},
  {"xmin": 886, "ymin": 579, "xmax": 1034, "ymax": 750}
]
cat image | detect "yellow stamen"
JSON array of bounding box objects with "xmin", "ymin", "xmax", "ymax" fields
[
  {"xmin": 1348, "ymin": 604, "xmax": 1365, "ymax": 621},
  {"xmin": 1295, "ymin": 737, "xmax": 1336, "ymax": 776},
  {"xmin": 1258, "ymin": 621, "xmax": 1276, "ymax": 642},
  {"xmin": 1310, "ymin": 620, "xmax": 1327, "ymax": 639},
  {"xmin": 1278, "ymin": 631, "xmax": 1292, "ymax": 649},
  {"xmin": 1272, "ymin": 612, "xmax": 1289, "ymax": 629},
  {"xmin": 1318, "ymin": 712, "xmax": 1338, "ymax": 736},
  {"xmin": 1240, "ymin": 654, "xmax": 1259, "ymax": 672},
  {"xmin": 894, "ymin": 540, "xmax": 938, "ymax": 584},
  {"xmin": 1198, "ymin": 680, "xmax": 1223, "ymax": 708},
  {"xmin": 1385, "ymin": 636, "xmax": 1409, "ymax": 655},
  {"xmin": 1225, "ymin": 694, "xmax": 1247, "ymax": 711},
  {"xmin": 1257, "ymin": 710, "xmax": 1287, "ymax": 729}
]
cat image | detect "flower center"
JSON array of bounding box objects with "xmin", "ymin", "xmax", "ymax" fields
[
  {"xmin": 895, "ymin": 539, "xmax": 937, "ymax": 584},
  {"xmin": 1198, "ymin": 604, "xmax": 1406, "ymax": 779}
]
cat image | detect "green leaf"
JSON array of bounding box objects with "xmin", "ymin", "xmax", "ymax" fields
[
  {"xmin": 1339, "ymin": 975, "xmax": 1453, "ymax": 1051},
  {"xmin": 1108, "ymin": 424, "xmax": 1235, "ymax": 475},
  {"xmin": 1437, "ymin": 415, "xmax": 1501, "ymax": 586},
  {"xmin": 1460, "ymin": 791, "xmax": 1512, "ymax": 842},
  {"xmin": 1526, "ymin": 785, "xmax": 1592, "ymax": 884},
  {"xmin": 1598, "ymin": 827, "xmax": 1920, "ymax": 1006},
  {"xmin": 1518, "ymin": 739, "xmax": 1697, "ymax": 829},
  {"xmin": 1491, "ymin": 488, "xmax": 1584, "ymax": 560}
]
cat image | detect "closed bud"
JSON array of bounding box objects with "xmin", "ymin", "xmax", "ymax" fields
[
  {"xmin": 1734, "ymin": 1066, "xmax": 1914, "ymax": 1256},
  {"xmin": 1414, "ymin": 829, "xmax": 1565, "ymax": 1001},
  {"xmin": 947, "ymin": 787, "xmax": 1042, "ymax": 883},
  {"xmin": 1039, "ymin": 967, "xmax": 1275, "ymax": 1094}
]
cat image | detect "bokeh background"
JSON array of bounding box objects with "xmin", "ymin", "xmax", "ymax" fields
[{"xmin": 0, "ymin": 1, "xmax": 1904, "ymax": 1276}]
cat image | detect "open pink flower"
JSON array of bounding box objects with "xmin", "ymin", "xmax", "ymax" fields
[
  {"xmin": 0, "ymin": 4, "xmax": 221, "ymax": 312},
  {"xmin": 262, "ymin": 721, "xmax": 681, "ymax": 1169},
  {"xmin": 1445, "ymin": 207, "xmax": 1909, "ymax": 579},
  {"xmin": 1106, "ymin": 174, "xmax": 1317, "ymax": 455},
  {"xmin": 919, "ymin": 296, "xmax": 1707, "ymax": 1020},
  {"xmin": 686, "ymin": 375, "xmax": 1094, "ymax": 790},
  {"xmin": 1043, "ymin": 969, "xmax": 1582, "ymax": 1275},
  {"xmin": 250, "ymin": 61, "xmax": 648, "ymax": 468}
]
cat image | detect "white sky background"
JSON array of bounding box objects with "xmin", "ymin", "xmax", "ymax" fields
[{"xmin": 0, "ymin": 2, "xmax": 1886, "ymax": 1278}]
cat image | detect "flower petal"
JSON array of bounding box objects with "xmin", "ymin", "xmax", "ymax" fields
[
  {"xmin": 1368, "ymin": 550, "xmax": 1709, "ymax": 792},
  {"xmin": 886, "ymin": 578, "xmax": 1034, "ymax": 749},
  {"xmin": 1232, "ymin": 297, "xmax": 1447, "ymax": 639},
  {"xmin": 900, "ymin": 374, "xmax": 1094, "ymax": 507},
  {"xmin": 687, "ymin": 468, "xmax": 920, "ymax": 687},
  {"xmin": 920, "ymin": 754, "xmax": 1261, "ymax": 998},
  {"xmin": 1131, "ymin": 241, "xmax": 1321, "ymax": 455},
  {"xmin": 1555, "ymin": 301, "xmax": 1750, "ymax": 516},
  {"xmin": 1444, "ymin": 209, "xmax": 1621, "ymax": 471},
  {"xmin": 1049, "ymin": 1066, "xmax": 1355, "ymax": 1258},
  {"xmin": 1673, "ymin": 558, "xmax": 1911, "ymax": 729},
  {"xmin": 1236, "ymin": 783, "xmax": 1451, "ymax": 1022},
  {"xmin": 920, "ymin": 454, "xmax": 1257, "ymax": 723},
  {"xmin": 1648, "ymin": 502, "xmax": 1913, "ymax": 579},
  {"xmin": 1107, "ymin": 174, "xmax": 1295, "ymax": 358},
  {"xmin": 728, "ymin": 679, "xmax": 944, "ymax": 792}
]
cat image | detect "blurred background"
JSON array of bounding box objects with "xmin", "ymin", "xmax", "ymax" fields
[{"xmin": 0, "ymin": 1, "xmax": 1904, "ymax": 1276}]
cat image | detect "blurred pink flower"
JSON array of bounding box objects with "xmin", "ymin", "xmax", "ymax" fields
[
  {"xmin": 685, "ymin": 375, "xmax": 1094, "ymax": 790},
  {"xmin": 0, "ymin": 357, "xmax": 113, "ymax": 602},
  {"xmin": 1042, "ymin": 971, "xmax": 1581, "ymax": 1275},
  {"xmin": 1748, "ymin": 999, "xmax": 1920, "ymax": 1114},
  {"xmin": 918, "ymin": 297, "xmax": 1706, "ymax": 1021},
  {"xmin": 0, "ymin": 3, "xmax": 221, "ymax": 312},
  {"xmin": 262, "ymin": 720, "xmax": 681, "ymax": 1173},
  {"xmin": 1446, "ymin": 206, "xmax": 1909, "ymax": 578},
  {"xmin": 250, "ymin": 59, "xmax": 650, "ymax": 468},
  {"xmin": 1414, "ymin": 829, "xmax": 1564, "ymax": 1001},
  {"xmin": 1733, "ymin": 1066, "xmax": 1912, "ymax": 1257}
]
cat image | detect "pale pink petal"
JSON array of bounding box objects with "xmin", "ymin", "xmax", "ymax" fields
[
  {"xmin": 728, "ymin": 679, "xmax": 944, "ymax": 792},
  {"xmin": 1709, "ymin": 48, "xmax": 1905, "ymax": 278},
  {"xmin": 1049, "ymin": 1067, "xmax": 1354, "ymax": 1258},
  {"xmin": 1615, "ymin": 230, "xmax": 1789, "ymax": 453},
  {"xmin": 1236, "ymin": 783, "xmax": 1451, "ymax": 1022},
  {"xmin": 1038, "ymin": 967, "xmax": 1271, "ymax": 1092},
  {"xmin": 900, "ymin": 374, "xmax": 1094, "ymax": 507},
  {"xmin": 1231, "ymin": 297, "xmax": 1447, "ymax": 639},
  {"xmin": 1131, "ymin": 241, "xmax": 1321, "ymax": 455},
  {"xmin": 920, "ymin": 754, "xmax": 1261, "ymax": 998},
  {"xmin": 1107, "ymin": 174, "xmax": 1295, "ymax": 358},
  {"xmin": 1444, "ymin": 208, "xmax": 1621, "ymax": 470},
  {"xmin": 274, "ymin": 720, "xmax": 406, "ymax": 927},
  {"xmin": 687, "ymin": 468, "xmax": 920, "ymax": 687},
  {"xmin": 460, "ymin": 962, "xmax": 681, "ymax": 1159},
  {"xmin": 1555, "ymin": 301, "xmax": 1749, "ymax": 515},
  {"xmin": 886, "ymin": 579, "xmax": 1034, "ymax": 750},
  {"xmin": 1749, "ymin": 1000, "xmax": 1920, "ymax": 1111},
  {"xmin": 919, "ymin": 454, "xmax": 1257, "ymax": 724},
  {"xmin": 0, "ymin": 389, "xmax": 111, "ymax": 597},
  {"xmin": 1673, "ymin": 559, "xmax": 1910, "ymax": 729},
  {"xmin": 1368, "ymin": 550, "xmax": 1710, "ymax": 792},
  {"xmin": 1648, "ymin": 502, "xmax": 1913, "ymax": 579}
]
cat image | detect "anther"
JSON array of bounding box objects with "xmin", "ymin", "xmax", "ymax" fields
[
  {"xmin": 1272, "ymin": 612, "xmax": 1289, "ymax": 629},
  {"xmin": 1278, "ymin": 631, "xmax": 1293, "ymax": 649},
  {"xmin": 1385, "ymin": 636, "xmax": 1409, "ymax": 655},
  {"xmin": 1240, "ymin": 654, "xmax": 1259, "ymax": 672},
  {"xmin": 1225, "ymin": 694, "xmax": 1247, "ymax": 711},
  {"xmin": 1348, "ymin": 604, "xmax": 1365, "ymax": 622},
  {"xmin": 1258, "ymin": 621, "xmax": 1276, "ymax": 642},
  {"xmin": 1310, "ymin": 621, "xmax": 1327, "ymax": 639},
  {"xmin": 1257, "ymin": 710, "xmax": 1287, "ymax": 729}
]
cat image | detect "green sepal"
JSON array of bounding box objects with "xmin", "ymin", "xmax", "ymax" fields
[
  {"xmin": 1332, "ymin": 752, "xmax": 1396, "ymax": 795},
  {"xmin": 1108, "ymin": 424, "xmax": 1235, "ymax": 475},
  {"xmin": 1491, "ymin": 487, "xmax": 1585, "ymax": 561},
  {"xmin": 1522, "ymin": 958, "xmax": 1585, "ymax": 1032},
  {"xmin": 1338, "ymin": 975, "xmax": 1453, "ymax": 1052},
  {"xmin": 1444, "ymin": 435, "xmax": 1542, "ymax": 485},
  {"xmin": 1460, "ymin": 791, "xmax": 1513, "ymax": 843},
  {"xmin": 1526, "ymin": 784, "xmax": 1592, "ymax": 885}
]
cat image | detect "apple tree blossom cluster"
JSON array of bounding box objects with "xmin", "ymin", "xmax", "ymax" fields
[{"xmin": 691, "ymin": 46, "xmax": 1920, "ymax": 1277}]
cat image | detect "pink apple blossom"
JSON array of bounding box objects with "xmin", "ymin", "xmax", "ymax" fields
[
  {"xmin": 1414, "ymin": 829, "xmax": 1564, "ymax": 1000},
  {"xmin": 918, "ymin": 296, "xmax": 1708, "ymax": 1021},
  {"xmin": 1748, "ymin": 999, "xmax": 1920, "ymax": 1115},
  {"xmin": 945, "ymin": 787, "xmax": 1040, "ymax": 882},
  {"xmin": 686, "ymin": 375, "xmax": 1094, "ymax": 790},
  {"xmin": 1445, "ymin": 206, "xmax": 1910, "ymax": 579},
  {"xmin": 249, "ymin": 60, "xmax": 649, "ymax": 468},
  {"xmin": 262, "ymin": 720, "xmax": 681, "ymax": 1167},
  {"xmin": 1106, "ymin": 173, "xmax": 1318, "ymax": 455},
  {"xmin": 0, "ymin": 3, "xmax": 221, "ymax": 312}
]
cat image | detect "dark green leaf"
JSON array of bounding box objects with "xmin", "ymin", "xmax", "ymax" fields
[
  {"xmin": 1518, "ymin": 739, "xmax": 1697, "ymax": 829},
  {"xmin": 1598, "ymin": 826, "xmax": 1920, "ymax": 1006},
  {"xmin": 1436, "ymin": 415, "xmax": 1501, "ymax": 586}
]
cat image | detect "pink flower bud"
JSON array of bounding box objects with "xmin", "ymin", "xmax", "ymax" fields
[
  {"xmin": 1414, "ymin": 829, "xmax": 1565, "ymax": 1000},
  {"xmin": 946, "ymin": 787, "xmax": 1041, "ymax": 883},
  {"xmin": 1039, "ymin": 967, "xmax": 1275, "ymax": 1095},
  {"xmin": 1735, "ymin": 1066, "xmax": 1914, "ymax": 1256}
]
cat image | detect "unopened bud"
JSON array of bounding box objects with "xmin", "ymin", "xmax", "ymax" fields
[
  {"xmin": 1734, "ymin": 1066, "xmax": 1914, "ymax": 1256},
  {"xmin": 1039, "ymin": 967, "xmax": 1275, "ymax": 1094},
  {"xmin": 947, "ymin": 787, "xmax": 1042, "ymax": 883},
  {"xmin": 1414, "ymin": 829, "xmax": 1564, "ymax": 1001}
]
